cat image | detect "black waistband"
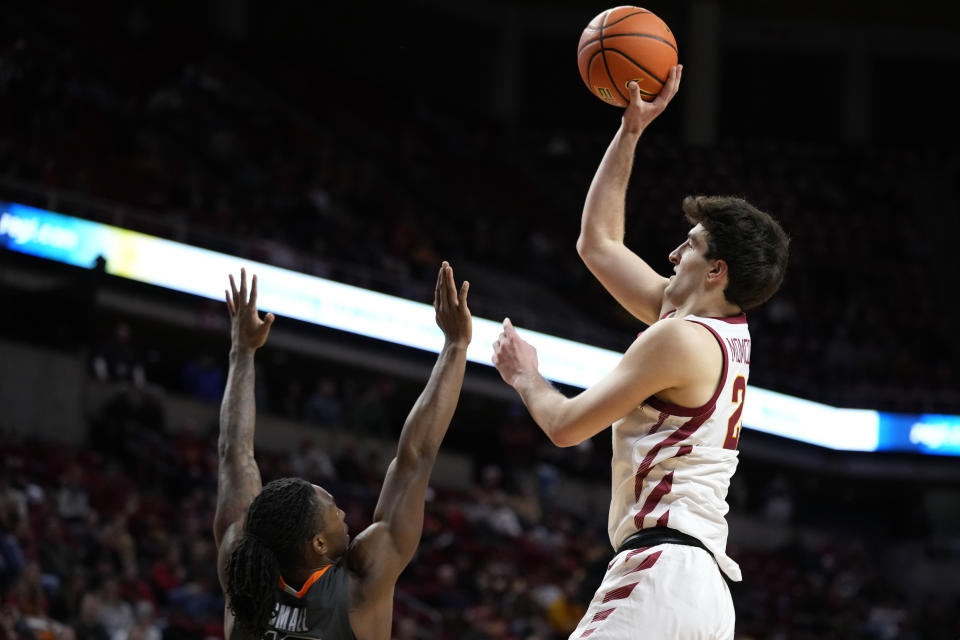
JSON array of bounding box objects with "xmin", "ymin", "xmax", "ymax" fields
[
  {"xmin": 617, "ymin": 527, "xmax": 734, "ymax": 589},
  {"xmin": 616, "ymin": 527, "xmax": 710, "ymax": 555}
]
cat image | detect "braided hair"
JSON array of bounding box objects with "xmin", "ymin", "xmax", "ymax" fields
[{"xmin": 225, "ymin": 477, "xmax": 324, "ymax": 636}]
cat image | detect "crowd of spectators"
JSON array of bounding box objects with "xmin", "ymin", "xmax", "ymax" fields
[
  {"xmin": 2, "ymin": 385, "xmax": 959, "ymax": 639},
  {"xmin": 1, "ymin": 2, "xmax": 958, "ymax": 415}
]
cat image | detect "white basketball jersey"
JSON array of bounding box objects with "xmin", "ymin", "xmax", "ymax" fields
[{"xmin": 608, "ymin": 312, "xmax": 751, "ymax": 582}]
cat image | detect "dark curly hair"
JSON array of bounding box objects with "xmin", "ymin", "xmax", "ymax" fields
[
  {"xmin": 225, "ymin": 477, "xmax": 324, "ymax": 637},
  {"xmin": 682, "ymin": 195, "xmax": 790, "ymax": 310}
]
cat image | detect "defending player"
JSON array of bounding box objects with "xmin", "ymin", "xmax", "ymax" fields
[
  {"xmin": 213, "ymin": 262, "xmax": 471, "ymax": 640},
  {"xmin": 492, "ymin": 65, "xmax": 789, "ymax": 638}
]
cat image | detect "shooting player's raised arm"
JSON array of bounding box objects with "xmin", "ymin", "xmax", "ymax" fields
[{"xmin": 576, "ymin": 66, "xmax": 682, "ymax": 326}]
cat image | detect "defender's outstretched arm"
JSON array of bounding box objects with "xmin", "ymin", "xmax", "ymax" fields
[
  {"xmin": 348, "ymin": 262, "xmax": 471, "ymax": 601},
  {"xmin": 214, "ymin": 269, "xmax": 275, "ymax": 549}
]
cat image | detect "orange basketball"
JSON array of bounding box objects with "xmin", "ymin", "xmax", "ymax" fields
[{"xmin": 577, "ymin": 6, "xmax": 678, "ymax": 107}]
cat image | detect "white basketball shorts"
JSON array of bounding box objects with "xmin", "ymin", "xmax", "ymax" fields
[{"xmin": 567, "ymin": 544, "xmax": 735, "ymax": 639}]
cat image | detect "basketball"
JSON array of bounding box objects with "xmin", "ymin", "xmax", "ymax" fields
[{"xmin": 577, "ymin": 6, "xmax": 678, "ymax": 107}]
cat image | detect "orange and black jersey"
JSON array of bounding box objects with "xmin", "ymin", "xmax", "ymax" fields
[{"xmin": 265, "ymin": 560, "xmax": 356, "ymax": 640}]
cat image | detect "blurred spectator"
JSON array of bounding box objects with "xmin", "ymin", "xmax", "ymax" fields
[
  {"xmin": 345, "ymin": 380, "xmax": 392, "ymax": 438},
  {"xmin": 90, "ymin": 324, "xmax": 146, "ymax": 388},
  {"xmin": 55, "ymin": 468, "xmax": 89, "ymax": 524},
  {"xmin": 486, "ymin": 491, "xmax": 523, "ymax": 539},
  {"xmin": 420, "ymin": 564, "xmax": 470, "ymax": 612},
  {"xmin": 506, "ymin": 477, "xmax": 542, "ymax": 527},
  {"xmin": 97, "ymin": 517, "xmax": 136, "ymax": 576},
  {"xmin": 289, "ymin": 437, "xmax": 337, "ymax": 486},
  {"xmin": 167, "ymin": 572, "xmax": 221, "ymax": 625},
  {"xmin": 495, "ymin": 405, "xmax": 540, "ymax": 487},
  {"xmin": 72, "ymin": 594, "xmax": 110, "ymax": 640},
  {"xmin": 6, "ymin": 562, "xmax": 47, "ymax": 619},
  {"xmin": 116, "ymin": 602, "xmax": 160, "ymax": 640},
  {"xmin": 0, "ymin": 603, "xmax": 35, "ymax": 640},
  {"xmin": 763, "ymin": 475, "xmax": 794, "ymax": 525},
  {"xmin": 542, "ymin": 578, "xmax": 588, "ymax": 638},
  {"xmin": 36, "ymin": 521, "xmax": 70, "ymax": 592},
  {"xmin": 0, "ymin": 488, "xmax": 26, "ymax": 594},
  {"xmin": 170, "ymin": 419, "xmax": 211, "ymax": 484},
  {"xmin": 88, "ymin": 388, "xmax": 166, "ymax": 475},
  {"xmin": 303, "ymin": 378, "xmax": 344, "ymax": 428},
  {"xmin": 117, "ymin": 564, "xmax": 153, "ymax": 611},
  {"xmin": 180, "ymin": 353, "xmax": 225, "ymax": 403},
  {"xmin": 391, "ymin": 617, "xmax": 419, "ymax": 640},
  {"xmin": 95, "ymin": 579, "xmax": 133, "ymax": 638},
  {"xmin": 279, "ymin": 378, "xmax": 306, "ymax": 420},
  {"xmin": 333, "ymin": 436, "xmax": 365, "ymax": 485},
  {"xmin": 148, "ymin": 545, "xmax": 184, "ymax": 604},
  {"xmin": 48, "ymin": 570, "xmax": 89, "ymax": 628}
]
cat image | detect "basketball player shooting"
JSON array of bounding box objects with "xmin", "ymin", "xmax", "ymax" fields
[
  {"xmin": 213, "ymin": 262, "xmax": 471, "ymax": 640},
  {"xmin": 492, "ymin": 65, "xmax": 789, "ymax": 638}
]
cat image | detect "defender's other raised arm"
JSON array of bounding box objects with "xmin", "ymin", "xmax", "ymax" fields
[
  {"xmin": 576, "ymin": 64, "xmax": 683, "ymax": 326},
  {"xmin": 213, "ymin": 269, "xmax": 275, "ymax": 551},
  {"xmin": 348, "ymin": 262, "xmax": 471, "ymax": 607}
]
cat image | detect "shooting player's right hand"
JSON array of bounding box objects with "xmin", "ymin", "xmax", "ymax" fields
[{"xmin": 622, "ymin": 64, "xmax": 682, "ymax": 135}]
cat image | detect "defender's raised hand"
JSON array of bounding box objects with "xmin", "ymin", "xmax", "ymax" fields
[
  {"xmin": 434, "ymin": 261, "xmax": 471, "ymax": 347},
  {"xmin": 225, "ymin": 268, "xmax": 275, "ymax": 352},
  {"xmin": 622, "ymin": 64, "xmax": 682, "ymax": 135}
]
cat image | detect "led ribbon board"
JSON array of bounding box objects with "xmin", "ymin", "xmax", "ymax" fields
[
  {"xmin": 0, "ymin": 202, "xmax": 620, "ymax": 389},
  {"xmin": 2, "ymin": 201, "xmax": 958, "ymax": 456}
]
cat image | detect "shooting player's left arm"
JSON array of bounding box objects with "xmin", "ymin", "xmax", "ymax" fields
[{"xmin": 515, "ymin": 319, "xmax": 702, "ymax": 447}]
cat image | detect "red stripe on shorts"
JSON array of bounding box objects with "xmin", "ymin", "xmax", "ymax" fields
[
  {"xmin": 584, "ymin": 550, "xmax": 664, "ymax": 637},
  {"xmin": 625, "ymin": 547, "xmax": 650, "ymax": 561},
  {"xmin": 602, "ymin": 582, "xmax": 641, "ymax": 603},
  {"xmin": 626, "ymin": 550, "xmax": 663, "ymax": 574},
  {"xmin": 611, "ymin": 546, "xmax": 650, "ymax": 570},
  {"xmin": 591, "ymin": 607, "xmax": 617, "ymax": 623}
]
